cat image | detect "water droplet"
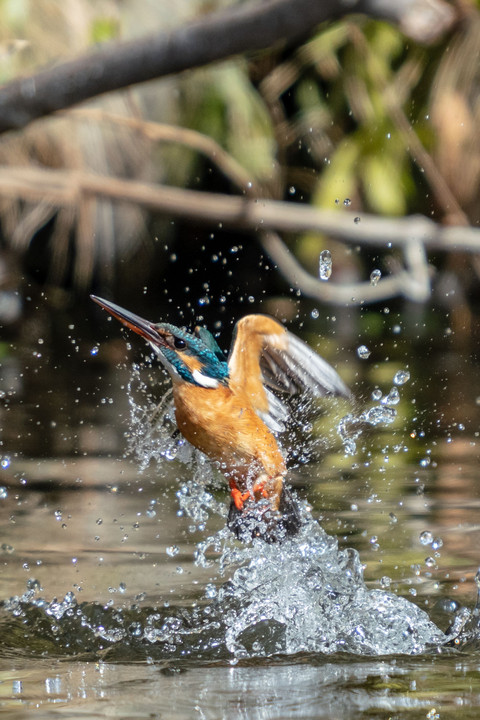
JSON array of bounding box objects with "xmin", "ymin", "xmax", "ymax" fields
[
  {"xmin": 164, "ymin": 447, "xmax": 178, "ymax": 461},
  {"xmin": 343, "ymin": 198, "xmax": 351, "ymax": 206},
  {"xmin": 382, "ymin": 387, "xmax": 400, "ymax": 406},
  {"xmin": 419, "ymin": 530, "xmax": 433, "ymax": 546},
  {"xmin": 371, "ymin": 388, "xmax": 382, "ymax": 401},
  {"xmin": 425, "ymin": 556, "xmax": 436, "ymax": 568},
  {"xmin": 393, "ymin": 370, "xmax": 410, "ymax": 386},
  {"xmin": 311, "ymin": 308, "xmax": 320, "ymax": 319},
  {"xmin": 354, "ymin": 216, "xmax": 361, "ymax": 224},
  {"xmin": 0, "ymin": 486, "xmax": 7, "ymax": 499},
  {"xmin": 475, "ymin": 568, "xmax": 480, "ymax": 589},
  {"xmin": 166, "ymin": 545, "xmax": 179, "ymax": 557},
  {"xmin": 289, "ymin": 186, "xmax": 296, "ymax": 195},
  {"xmin": 362, "ymin": 406, "xmax": 396, "ymax": 426},
  {"xmin": 119, "ymin": 582, "xmax": 127, "ymax": 594},
  {"xmin": 319, "ymin": 250, "xmax": 332, "ymax": 281},
  {"xmin": 357, "ymin": 345, "xmax": 371, "ymax": 359},
  {"xmin": 1, "ymin": 457, "xmax": 10, "ymax": 469},
  {"xmin": 90, "ymin": 346, "xmax": 99, "ymax": 356},
  {"xmin": 205, "ymin": 584, "xmax": 217, "ymax": 599},
  {"xmin": 432, "ymin": 537, "xmax": 443, "ymax": 550},
  {"xmin": 370, "ymin": 269, "xmax": 381, "ymax": 286}
]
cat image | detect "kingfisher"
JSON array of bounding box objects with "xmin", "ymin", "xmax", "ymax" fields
[{"xmin": 91, "ymin": 296, "xmax": 350, "ymax": 542}]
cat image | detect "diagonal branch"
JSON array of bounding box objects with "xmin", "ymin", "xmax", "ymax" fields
[{"xmin": 0, "ymin": 0, "xmax": 456, "ymax": 134}]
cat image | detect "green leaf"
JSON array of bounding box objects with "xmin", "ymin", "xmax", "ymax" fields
[
  {"xmin": 361, "ymin": 154, "xmax": 407, "ymax": 215},
  {"xmin": 313, "ymin": 140, "xmax": 360, "ymax": 209}
]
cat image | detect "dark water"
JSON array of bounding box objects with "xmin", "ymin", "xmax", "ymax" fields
[{"xmin": 1, "ymin": 303, "xmax": 480, "ymax": 718}]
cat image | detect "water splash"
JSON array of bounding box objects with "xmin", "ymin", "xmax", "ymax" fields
[
  {"xmin": 4, "ymin": 515, "xmax": 480, "ymax": 661},
  {"xmin": 197, "ymin": 518, "xmax": 447, "ymax": 657},
  {"xmin": 394, "ymin": 369, "xmax": 411, "ymax": 386},
  {"xmin": 338, "ymin": 403, "xmax": 396, "ymax": 456},
  {"xmin": 126, "ymin": 364, "xmax": 194, "ymax": 470}
]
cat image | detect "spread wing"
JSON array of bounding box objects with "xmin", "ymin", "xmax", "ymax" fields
[{"xmin": 228, "ymin": 314, "xmax": 350, "ymax": 433}]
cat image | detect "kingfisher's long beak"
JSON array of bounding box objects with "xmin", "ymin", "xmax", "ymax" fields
[{"xmin": 90, "ymin": 295, "xmax": 165, "ymax": 347}]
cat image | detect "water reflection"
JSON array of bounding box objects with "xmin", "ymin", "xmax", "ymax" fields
[{"xmin": 2, "ymin": 654, "xmax": 479, "ymax": 719}]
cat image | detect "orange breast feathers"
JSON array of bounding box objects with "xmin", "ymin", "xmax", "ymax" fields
[{"xmin": 172, "ymin": 381, "xmax": 286, "ymax": 492}]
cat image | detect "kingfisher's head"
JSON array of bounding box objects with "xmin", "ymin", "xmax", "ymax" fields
[{"xmin": 91, "ymin": 296, "xmax": 229, "ymax": 388}]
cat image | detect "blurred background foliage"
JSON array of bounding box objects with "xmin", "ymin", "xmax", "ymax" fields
[{"xmin": 0, "ymin": 0, "xmax": 478, "ymax": 330}]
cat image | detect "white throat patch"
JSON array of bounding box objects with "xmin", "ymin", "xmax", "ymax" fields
[{"xmin": 192, "ymin": 369, "xmax": 220, "ymax": 388}]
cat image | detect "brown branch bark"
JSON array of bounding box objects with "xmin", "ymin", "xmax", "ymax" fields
[
  {"xmin": 2, "ymin": 164, "xmax": 479, "ymax": 304},
  {"xmin": 0, "ymin": 166, "xmax": 477, "ymax": 253},
  {"xmin": 0, "ymin": 0, "xmax": 456, "ymax": 134}
]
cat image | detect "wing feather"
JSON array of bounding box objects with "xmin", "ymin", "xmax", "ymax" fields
[
  {"xmin": 266, "ymin": 333, "xmax": 350, "ymax": 398},
  {"xmin": 228, "ymin": 314, "xmax": 349, "ymax": 433}
]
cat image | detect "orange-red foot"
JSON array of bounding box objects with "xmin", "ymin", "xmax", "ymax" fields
[
  {"xmin": 230, "ymin": 486, "xmax": 252, "ymax": 511},
  {"xmin": 229, "ymin": 480, "xmax": 269, "ymax": 510}
]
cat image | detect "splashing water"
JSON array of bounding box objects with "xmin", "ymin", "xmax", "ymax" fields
[
  {"xmin": 196, "ymin": 518, "xmax": 448, "ymax": 657},
  {"xmin": 337, "ymin": 402, "xmax": 396, "ymax": 457},
  {"xmin": 126, "ymin": 363, "xmax": 195, "ymax": 470},
  {"xmin": 4, "ymin": 510, "xmax": 480, "ymax": 661},
  {"xmin": 394, "ymin": 369, "xmax": 411, "ymax": 386},
  {"xmin": 4, "ymin": 363, "xmax": 480, "ymax": 662}
]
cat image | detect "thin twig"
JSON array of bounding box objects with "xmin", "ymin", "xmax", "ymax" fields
[{"xmin": 66, "ymin": 108, "xmax": 254, "ymax": 192}]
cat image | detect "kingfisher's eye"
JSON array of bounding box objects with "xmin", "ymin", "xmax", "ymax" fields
[{"xmin": 174, "ymin": 337, "xmax": 187, "ymax": 350}]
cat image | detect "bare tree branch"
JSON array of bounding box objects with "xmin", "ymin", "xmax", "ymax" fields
[
  {"xmin": 0, "ymin": 0, "xmax": 456, "ymax": 134},
  {"xmin": 0, "ymin": 165, "xmax": 477, "ymax": 304},
  {"xmin": 0, "ymin": 165, "xmax": 477, "ymax": 252},
  {"xmin": 260, "ymin": 231, "xmax": 432, "ymax": 304}
]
